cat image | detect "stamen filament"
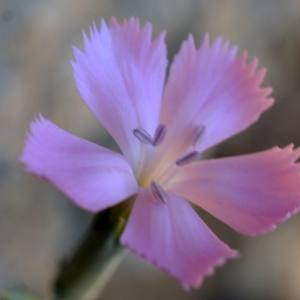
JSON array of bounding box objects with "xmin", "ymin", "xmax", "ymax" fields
[
  {"xmin": 192, "ymin": 124, "xmax": 206, "ymax": 148},
  {"xmin": 150, "ymin": 181, "xmax": 168, "ymax": 204},
  {"xmin": 152, "ymin": 124, "xmax": 167, "ymax": 147},
  {"xmin": 133, "ymin": 128, "xmax": 153, "ymax": 144},
  {"xmin": 176, "ymin": 151, "xmax": 201, "ymax": 166}
]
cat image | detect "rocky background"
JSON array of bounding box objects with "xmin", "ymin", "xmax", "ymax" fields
[{"xmin": 1, "ymin": 0, "xmax": 300, "ymax": 299}]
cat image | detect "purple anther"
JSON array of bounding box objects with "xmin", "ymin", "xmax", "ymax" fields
[
  {"xmin": 133, "ymin": 128, "xmax": 153, "ymax": 144},
  {"xmin": 152, "ymin": 124, "xmax": 167, "ymax": 147},
  {"xmin": 176, "ymin": 151, "xmax": 201, "ymax": 166},
  {"xmin": 150, "ymin": 181, "xmax": 168, "ymax": 204},
  {"xmin": 192, "ymin": 124, "xmax": 206, "ymax": 148}
]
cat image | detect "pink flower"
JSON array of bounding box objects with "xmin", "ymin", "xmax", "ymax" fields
[{"xmin": 20, "ymin": 17, "xmax": 300, "ymax": 289}]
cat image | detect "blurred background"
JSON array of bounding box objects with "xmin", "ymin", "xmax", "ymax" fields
[{"xmin": 1, "ymin": 0, "xmax": 300, "ymax": 299}]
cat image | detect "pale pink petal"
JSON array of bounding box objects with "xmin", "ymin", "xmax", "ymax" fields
[
  {"xmin": 120, "ymin": 188, "xmax": 238, "ymax": 289},
  {"xmin": 20, "ymin": 115, "xmax": 138, "ymax": 212},
  {"xmin": 158, "ymin": 35, "xmax": 273, "ymax": 165},
  {"xmin": 168, "ymin": 145, "xmax": 300, "ymax": 235},
  {"xmin": 72, "ymin": 17, "xmax": 167, "ymax": 171}
]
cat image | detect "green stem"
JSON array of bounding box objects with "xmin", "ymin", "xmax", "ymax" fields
[{"xmin": 54, "ymin": 199, "xmax": 133, "ymax": 300}]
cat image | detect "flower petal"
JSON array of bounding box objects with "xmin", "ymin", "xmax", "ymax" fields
[
  {"xmin": 72, "ymin": 17, "xmax": 167, "ymax": 171},
  {"xmin": 168, "ymin": 145, "xmax": 300, "ymax": 235},
  {"xmin": 120, "ymin": 188, "xmax": 238, "ymax": 289},
  {"xmin": 159, "ymin": 35, "xmax": 273, "ymax": 165},
  {"xmin": 20, "ymin": 115, "xmax": 138, "ymax": 212}
]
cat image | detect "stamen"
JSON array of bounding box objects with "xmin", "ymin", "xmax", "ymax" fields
[
  {"xmin": 192, "ymin": 124, "xmax": 206, "ymax": 148},
  {"xmin": 176, "ymin": 151, "xmax": 201, "ymax": 166},
  {"xmin": 150, "ymin": 181, "xmax": 168, "ymax": 204},
  {"xmin": 152, "ymin": 124, "xmax": 167, "ymax": 146},
  {"xmin": 133, "ymin": 128, "xmax": 153, "ymax": 144}
]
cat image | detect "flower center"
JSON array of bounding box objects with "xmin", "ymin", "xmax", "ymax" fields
[{"xmin": 133, "ymin": 124, "xmax": 206, "ymax": 199}]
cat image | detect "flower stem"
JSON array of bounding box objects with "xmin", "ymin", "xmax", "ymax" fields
[{"xmin": 54, "ymin": 199, "xmax": 133, "ymax": 300}]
